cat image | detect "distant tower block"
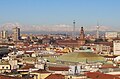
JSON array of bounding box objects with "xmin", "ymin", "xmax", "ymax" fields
[
  {"xmin": 72, "ymin": 20, "xmax": 76, "ymax": 39},
  {"xmin": 96, "ymin": 23, "xmax": 100, "ymax": 39},
  {"xmin": 1, "ymin": 30, "xmax": 8, "ymax": 39},
  {"xmin": 13, "ymin": 27, "xmax": 21, "ymax": 41}
]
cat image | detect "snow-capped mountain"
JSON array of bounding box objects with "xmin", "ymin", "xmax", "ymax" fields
[{"xmin": 0, "ymin": 23, "xmax": 115, "ymax": 33}]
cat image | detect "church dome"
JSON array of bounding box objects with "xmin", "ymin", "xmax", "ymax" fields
[{"xmin": 57, "ymin": 51, "xmax": 105, "ymax": 63}]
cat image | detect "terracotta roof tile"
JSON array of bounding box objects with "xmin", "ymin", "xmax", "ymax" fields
[
  {"xmin": 100, "ymin": 64, "xmax": 118, "ymax": 69},
  {"xmin": 85, "ymin": 72, "xmax": 120, "ymax": 79},
  {"xmin": 45, "ymin": 74, "xmax": 65, "ymax": 79},
  {"xmin": 32, "ymin": 69, "xmax": 50, "ymax": 73},
  {"xmin": 0, "ymin": 75, "xmax": 32, "ymax": 79},
  {"xmin": 94, "ymin": 42, "xmax": 113, "ymax": 47},
  {"xmin": 48, "ymin": 66, "xmax": 69, "ymax": 71},
  {"xmin": 20, "ymin": 64, "xmax": 34, "ymax": 70}
]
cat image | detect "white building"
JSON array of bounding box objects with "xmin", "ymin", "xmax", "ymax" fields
[
  {"xmin": 117, "ymin": 32, "xmax": 120, "ymax": 38},
  {"xmin": 105, "ymin": 32, "xmax": 118, "ymax": 39},
  {"xmin": 113, "ymin": 40, "xmax": 120, "ymax": 55},
  {"xmin": 114, "ymin": 56, "xmax": 120, "ymax": 62}
]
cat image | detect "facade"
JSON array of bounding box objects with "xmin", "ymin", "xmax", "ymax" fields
[
  {"xmin": 21, "ymin": 69, "xmax": 51, "ymax": 79},
  {"xmin": 13, "ymin": 27, "xmax": 21, "ymax": 41},
  {"xmin": 0, "ymin": 62, "xmax": 11, "ymax": 73},
  {"xmin": 9, "ymin": 60, "xmax": 18, "ymax": 70},
  {"xmin": 94, "ymin": 44, "xmax": 111, "ymax": 54},
  {"xmin": 1, "ymin": 30, "xmax": 8, "ymax": 39},
  {"xmin": 113, "ymin": 40, "xmax": 120, "ymax": 55},
  {"xmin": 117, "ymin": 32, "xmax": 120, "ymax": 38},
  {"xmin": 91, "ymin": 42, "xmax": 113, "ymax": 54},
  {"xmin": 105, "ymin": 32, "xmax": 118, "ymax": 39}
]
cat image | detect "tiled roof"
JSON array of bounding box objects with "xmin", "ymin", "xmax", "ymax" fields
[
  {"xmin": 56, "ymin": 39, "xmax": 85, "ymax": 46},
  {"xmin": 32, "ymin": 69, "xmax": 50, "ymax": 73},
  {"xmin": 85, "ymin": 72, "xmax": 120, "ymax": 79},
  {"xmin": 104, "ymin": 55, "xmax": 117, "ymax": 58},
  {"xmin": 94, "ymin": 42, "xmax": 113, "ymax": 47},
  {"xmin": 24, "ymin": 51, "xmax": 34, "ymax": 55},
  {"xmin": 100, "ymin": 64, "xmax": 118, "ymax": 69},
  {"xmin": 48, "ymin": 66, "xmax": 69, "ymax": 71},
  {"xmin": 20, "ymin": 64, "xmax": 34, "ymax": 70},
  {"xmin": 45, "ymin": 74, "xmax": 65, "ymax": 79},
  {"xmin": 57, "ymin": 40, "xmax": 78, "ymax": 43},
  {"xmin": 0, "ymin": 75, "xmax": 32, "ymax": 79},
  {"xmin": 57, "ymin": 52, "xmax": 105, "ymax": 63}
]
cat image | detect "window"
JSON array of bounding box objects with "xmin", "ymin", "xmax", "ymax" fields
[
  {"xmin": 6, "ymin": 67, "xmax": 8, "ymax": 69},
  {"xmin": 2, "ymin": 67, "xmax": 4, "ymax": 69}
]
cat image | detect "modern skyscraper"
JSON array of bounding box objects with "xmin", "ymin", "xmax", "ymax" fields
[{"xmin": 13, "ymin": 27, "xmax": 20, "ymax": 41}]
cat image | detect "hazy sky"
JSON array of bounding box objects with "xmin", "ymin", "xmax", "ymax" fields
[{"xmin": 0, "ymin": 0, "xmax": 120, "ymax": 28}]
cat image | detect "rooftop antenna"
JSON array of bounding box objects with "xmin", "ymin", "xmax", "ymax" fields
[{"xmin": 73, "ymin": 20, "xmax": 76, "ymax": 39}]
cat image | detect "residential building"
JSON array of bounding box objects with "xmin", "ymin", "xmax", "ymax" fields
[
  {"xmin": 1, "ymin": 30, "xmax": 8, "ymax": 39},
  {"xmin": 13, "ymin": 27, "xmax": 21, "ymax": 41},
  {"xmin": 113, "ymin": 40, "xmax": 120, "ymax": 55},
  {"xmin": 105, "ymin": 32, "xmax": 118, "ymax": 39}
]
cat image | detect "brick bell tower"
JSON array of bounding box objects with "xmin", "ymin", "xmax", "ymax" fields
[{"xmin": 78, "ymin": 27, "xmax": 85, "ymax": 46}]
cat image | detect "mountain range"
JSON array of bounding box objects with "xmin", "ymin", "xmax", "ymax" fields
[{"xmin": 0, "ymin": 23, "xmax": 116, "ymax": 34}]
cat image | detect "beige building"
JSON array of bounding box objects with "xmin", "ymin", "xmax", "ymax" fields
[
  {"xmin": 21, "ymin": 69, "xmax": 51, "ymax": 79},
  {"xmin": 1, "ymin": 30, "xmax": 8, "ymax": 39},
  {"xmin": 105, "ymin": 32, "xmax": 118, "ymax": 39},
  {"xmin": 95, "ymin": 44, "xmax": 111, "ymax": 55},
  {"xmin": 9, "ymin": 60, "xmax": 18, "ymax": 69},
  {"xmin": 0, "ymin": 61, "xmax": 11, "ymax": 73},
  {"xmin": 13, "ymin": 27, "xmax": 20, "ymax": 41},
  {"xmin": 113, "ymin": 40, "xmax": 120, "ymax": 55}
]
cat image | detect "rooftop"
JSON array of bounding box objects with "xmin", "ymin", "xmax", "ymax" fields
[
  {"xmin": 85, "ymin": 72, "xmax": 120, "ymax": 79},
  {"xmin": 32, "ymin": 69, "xmax": 50, "ymax": 73},
  {"xmin": 57, "ymin": 52, "xmax": 105, "ymax": 63},
  {"xmin": 48, "ymin": 66, "xmax": 69, "ymax": 71},
  {"xmin": 45, "ymin": 74, "xmax": 65, "ymax": 79}
]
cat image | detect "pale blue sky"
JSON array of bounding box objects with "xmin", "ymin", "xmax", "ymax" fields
[{"xmin": 0, "ymin": 0, "xmax": 120, "ymax": 28}]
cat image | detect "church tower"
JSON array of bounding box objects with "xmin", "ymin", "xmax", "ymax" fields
[
  {"xmin": 78, "ymin": 27, "xmax": 85, "ymax": 46},
  {"xmin": 80, "ymin": 27, "xmax": 85, "ymax": 40}
]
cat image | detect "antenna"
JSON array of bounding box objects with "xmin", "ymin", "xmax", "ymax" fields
[
  {"xmin": 73, "ymin": 20, "xmax": 76, "ymax": 39},
  {"xmin": 96, "ymin": 21, "xmax": 100, "ymax": 39}
]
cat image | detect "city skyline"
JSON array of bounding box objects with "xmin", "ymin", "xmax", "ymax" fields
[
  {"xmin": 0, "ymin": 1, "xmax": 120, "ymax": 78},
  {"xmin": 0, "ymin": 0, "xmax": 120, "ymax": 31}
]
